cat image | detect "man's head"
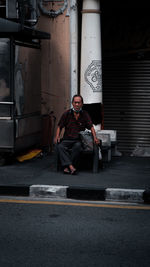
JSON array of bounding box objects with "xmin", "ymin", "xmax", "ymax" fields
[{"xmin": 72, "ymin": 94, "xmax": 83, "ymax": 113}]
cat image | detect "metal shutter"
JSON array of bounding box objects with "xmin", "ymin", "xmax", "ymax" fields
[{"xmin": 103, "ymin": 58, "xmax": 150, "ymax": 155}]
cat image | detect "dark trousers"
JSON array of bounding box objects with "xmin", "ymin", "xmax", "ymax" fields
[{"xmin": 57, "ymin": 139, "xmax": 82, "ymax": 168}]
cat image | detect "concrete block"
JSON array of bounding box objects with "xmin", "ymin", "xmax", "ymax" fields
[
  {"xmin": 96, "ymin": 131, "xmax": 111, "ymax": 146},
  {"xmin": 98, "ymin": 130, "xmax": 117, "ymax": 142},
  {"xmin": 106, "ymin": 188, "xmax": 144, "ymax": 203},
  {"xmin": 30, "ymin": 185, "xmax": 68, "ymax": 198}
]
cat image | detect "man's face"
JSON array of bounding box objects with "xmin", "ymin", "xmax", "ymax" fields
[{"xmin": 72, "ymin": 96, "xmax": 83, "ymax": 111}]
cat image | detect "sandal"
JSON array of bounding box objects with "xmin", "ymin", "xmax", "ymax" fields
[
  {"xmin": 70, "ymin": 169, "xmax": 77, "ymax": 175},
  {"xmin": 63, "ymin": 168, "xmax": 70, "ymax": 174}
]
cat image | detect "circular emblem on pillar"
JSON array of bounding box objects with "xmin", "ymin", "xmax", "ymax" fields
[{"xmin": 84, "ymin": 60, "xmax": 102, "ymax": 92}]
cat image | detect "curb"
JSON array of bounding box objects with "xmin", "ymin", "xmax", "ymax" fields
[
  {"xmin": 0, "ymin": 185, "xmax": 150, "ymax": 204},
  {"xmin": 0, "ymin": 185, "xmax": 30, "ymax": 196}
]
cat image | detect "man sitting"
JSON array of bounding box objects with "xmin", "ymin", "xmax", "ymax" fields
[{"xmin": 54, "ymin": 94, "xmax": 99, "ymax": 174}]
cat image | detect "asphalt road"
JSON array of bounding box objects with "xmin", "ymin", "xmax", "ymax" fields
[{"xmin": 0, "ymin": 198, "xmax": 150, "ymax": 267}]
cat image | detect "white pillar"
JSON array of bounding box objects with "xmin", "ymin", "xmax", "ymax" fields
[
  {"xmin": 70, "ymin": 0, "xmax": 78, "ymax": 104},
  {"xmin": 80, "ymin": 0, "xmax": 102, "ymax": 104}
]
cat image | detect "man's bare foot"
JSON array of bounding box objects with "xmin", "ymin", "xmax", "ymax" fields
[{"xmin": 69, "ymin": 165, "xmax": 77, "ymax": 175}]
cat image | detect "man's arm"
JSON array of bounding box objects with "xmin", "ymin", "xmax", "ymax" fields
[
  {"xmin": 54, "ymin": 126, "xmax": 61, "ymax": 144},
  {"xmin": 91, "ymin": 126, "xmax": 100, "ymax": 145}
]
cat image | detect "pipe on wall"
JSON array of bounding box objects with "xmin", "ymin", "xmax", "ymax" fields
[{"xmin": 70, "ymin": 0, "xmax": 78, "ymax": 104}]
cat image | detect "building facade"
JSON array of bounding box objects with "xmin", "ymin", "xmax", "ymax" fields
[{"xmin": 0, "ymin": 0, "xmax": 150, "ymax": 159}]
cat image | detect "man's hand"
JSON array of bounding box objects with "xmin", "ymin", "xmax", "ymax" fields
[
  {"xmin": 94, "ymin": 137, "xmax": 100, "ymax": 145},
  {"xmin": 54, "ymin": 136, "xmax": 60, "ymax": 144},
  {"xmin": 54, "ymin": 126, "xmax": 61, "ymax": 144},
  {"xmin": 91, "ymin": 126, "xmax": 100, "ymax": 145}
]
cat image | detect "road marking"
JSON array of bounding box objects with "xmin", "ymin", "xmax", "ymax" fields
[{"xmin": 0, "ymin": 198, "xmax": 150, "ymax": 210}]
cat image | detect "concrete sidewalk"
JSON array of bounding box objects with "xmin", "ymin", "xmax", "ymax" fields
[{"xmin": 0, "ymin": 152, "xmax": 150, "ymax": 203}]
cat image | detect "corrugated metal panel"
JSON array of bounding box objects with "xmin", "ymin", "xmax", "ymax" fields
[{"xmin": 103, "ymin": 59, "xmax": 150, "ymax": 154}]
